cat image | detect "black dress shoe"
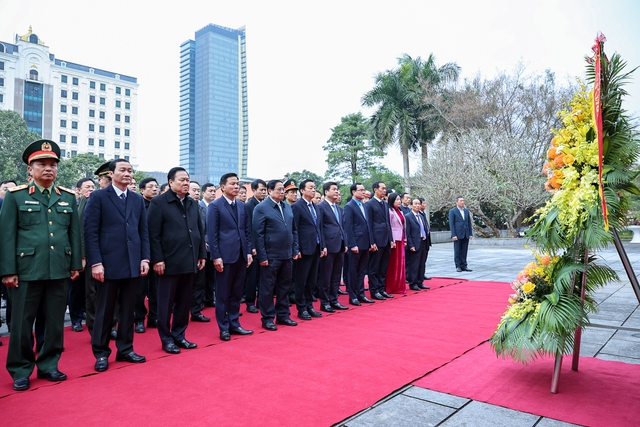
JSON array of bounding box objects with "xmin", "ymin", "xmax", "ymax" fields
[
  {"xmin": 147, "ymin": 319, "xmax": 158, "ymax": 328},
  {"xmin": 418, "ymin": 284, "xmax": 431, "ymax": 290},
  {"xmin": 110, "ymin": 330, "xmax": 117, "ymax": 340},
  {"xmin": 371, "ymin": 292, "xmax": 386, "ymax": 300},
  {"xmin": 298, "ymin": 310, "xmax": 312, "ymax": 320},
  {"xmin": 349, "ymin": 299, "xmax": 362, "ymax": 306},
  {"xmin": 72, "ymin": 322, "xmax": 83, "ymax": 332},
  {"xmin": 134, "ymin": 321, "xmax": 146, "ymax": 333},
  {"xmin": 424, "ymin": 276, "xmax": 432, "ymax": 280},
  {"xmin": 220, "ymin": 331, "xmax": 231, "ymax": 341},
  {"xmin": 263, "ymin": 322, "xmax": 278, "ymax": 331},
  {"xmin": 463, "ymin": 268, "xmax": 473, "ymax": 272},
  {"xmin": 359, "ymin": 297, "xmax": 375, "ymax": 304},
  {"xmin": 308, "ymin": 308, "xmax": 322, "ymax": 318},
  {"xmin": 163, "ymin": 342, "xmax": 181, "ymax": 354},
  {"xmin": 330, "ymin": 302, "xmax": 349, "ymax": 310},
  {"xmin": 13, "ymin": 377, "xmax": 30, "ymax": 391},
  {"xmin": 190, "ymin": 313, "xmax": 211, "ymax": 322},
  {"xmin": 381, "ymin": 291, "xmax": 394, "ymax": 298},
  {"xmin": 230, "ymin": 327, "xmax": 253, "ymax": 335},
  {"xmin": 246, "ymin": 305, "xmax": 259, "ymax": 313},
  {"xmin": 337, "ymin": 289, "xmax": 348, "ymax": 295},
  {"xmin": 94, "ymin": 357, "xmax": 109, "ymax": 372},
  {"xmin": 115, "ymin": 351, "xmax": 146, "ymax": 363},
  {"xmin": 409, "ymin": 285, "xmax": 421, "ymax": 291},
  {"xmin": 37, "ymin": 370, "xmax": 67, "ymax": 382},
  {"xmin": 456, "ymin": 267, "xmax": 462, "ymax": 272},
  {"xmin": 175, "ymin": 339, "xmax": 197, "ymax": 349},
  {"xmin": 276, "ymin": 318, "xmax": 298, "ymax": 326},
  {"xmin": 320, "ymin": 305, "xmax": 335, "ymax": 313}
]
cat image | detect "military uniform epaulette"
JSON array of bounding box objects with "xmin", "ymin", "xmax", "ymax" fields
[
  {"xmin": 57, "ymin": 186, "xmax": 75, "ymax": 195},
  {"xmin": 8, "ymin": 184, "xmax": 28, "ymax": 193}
]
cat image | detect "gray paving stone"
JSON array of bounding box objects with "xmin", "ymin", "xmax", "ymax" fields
[
  {"xmin": 599, "ymin": 338, "xmax": 640, "ymax": 358},
  {"xmin": 577, "ymin": 341, "xmax": 602, "ymax": 357},
  {"xmin": 580, "ymin": 327, "xmax": 615, "ymax": 345},
  {"xmin": 595, "ymin": 352, "xmax": 640, "ymax": 364},
  {"xmin": 344, "ymin": 395, "xmax": 455, "ymax": 427},
  {"xmin": 439, "ymin": 400, "xmax": 539, "ymax": 427},
  {"xmin": 536, "ymin": 417, "xmax": 584, "ymax": 427},
  {"xmin": 402, "ymin": 387, "xmax": 470, "ymax": 408}
]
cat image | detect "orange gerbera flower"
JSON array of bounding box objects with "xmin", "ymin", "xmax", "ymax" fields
[
  {"xmin": 539, "ymin": 255, "xmax": 552, "ymax": 265},
  {"xmin": 553, "ymin": 155, "xmax": 565, "ymax": 168},
  {"xmin": 547, "ymin": 147, "xmax": 557, "ymax": 159},
  {"xmin": 563, "ymin": 154, "xmax": 575, "ymax": 165}
]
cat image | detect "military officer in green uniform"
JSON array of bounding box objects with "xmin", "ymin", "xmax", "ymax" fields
[{"xmin": 0, "ymin": 139, "xmax": 82, "ymax": 391}]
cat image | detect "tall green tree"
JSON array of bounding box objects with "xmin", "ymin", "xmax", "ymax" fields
[
  {"xmin": 284, "ymin": 169, "xmax": 324, "ymax": 186},
  {"xmin": 323, "ymin": 112, "xmax": 384, "ymax": 183},
  {"xmin": 0, "ymin": 110, "xmax": 41, "ymax": 183},
  {"xmin": 56, "ymin": 153, "xmax": 105, "ymax": 188}
]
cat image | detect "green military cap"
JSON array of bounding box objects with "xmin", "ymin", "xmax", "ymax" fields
[
  {"xmin": 94, "ymin": 161, "xmax": 113, "ymax": 177},
  {"xmin": 283, "ymin": 179, "xmax": 298, "ymax": 192},
  {"xmin": 22, "ymin": 139, "xmax": 61, "ymax": 164}
]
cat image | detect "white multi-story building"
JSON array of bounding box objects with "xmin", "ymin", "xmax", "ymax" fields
[{"xmin": 0, "ymin": 27, "xmax": 138, "ymax": 164}]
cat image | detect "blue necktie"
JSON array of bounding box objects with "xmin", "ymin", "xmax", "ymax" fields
[
  {"xmin": 309, "ymin": 203, "xmax": 320, "ymax": 244},
  {"xmin": 332, "ymin": 204, "xmax": 340, "ymax": 223},
  {"xmin": 119, "ymin": 192, "xmax": 126, "ymax": 205},
  {"xmin": 357, "ymin": 201, "xmax": 366, "ymax": 219}
]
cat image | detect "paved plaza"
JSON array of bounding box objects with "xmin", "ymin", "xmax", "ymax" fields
[{"xmin": 340, "ymin": 240, "xmax": 640, "ymax": 426}]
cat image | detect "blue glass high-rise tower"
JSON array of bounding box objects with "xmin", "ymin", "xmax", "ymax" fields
[{"xmin": 180, "ymin": 24, "xmax": 248, "ymax": 184}]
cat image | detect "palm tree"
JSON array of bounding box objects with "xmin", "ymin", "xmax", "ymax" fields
[{"xmin": 362, "ymin": 54, "xmax": 460, "ymax": 188}]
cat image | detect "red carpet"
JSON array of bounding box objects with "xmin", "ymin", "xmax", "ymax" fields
[
  {"xmin": 413, "ymin": 342, "xmax": 640, "ymax": 426},
  {"xmin": 0, "ymin": 278, "xmax": 510, "ymax": 426}
]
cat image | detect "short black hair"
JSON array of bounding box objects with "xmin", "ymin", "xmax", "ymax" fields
[
  {"xmin": 139, "ymin": 177, "xmax": 158, "ymax": 190},
  {"xmin": 299, "ymin": 179, "xmax": 315, "ymax": 191},
  {"xmin": 109, "ymin": 158, "xmax": 131, "ymax": 172},
  {"xmin": 202, "ymin": 183, "xmax": 215, "ymax": 192},
  {"xmin": 220, "ymin": 172, "xmax": 238, "ymax": 186},
  {"xmin": 190, "ymin": 180, "xmax": 200, "ymax": 186},
  {"xmin": 455, "ymin": 195, "xmax": 464, "ymax": 202},
  {"xmin": 418, "ymin": 197, "xmax": 425, "ymax": 203},
  {"xmin": 322, "ymin": 181, "xmax": 338, "ymax": 195},
  {"xmin": 372, "ymin": 181, "xmax": 384, "ymax": 192},
  {"xmin": 267, "ymin": 179, "xmax": 282, "ymax": 191},
  {"xmin": 76, "ymin": 177, "xmax": 95, "ymax": 188},
  {"xmin": 160, "ymin": 183, "xmax": 169, "ymax": 192},
  {"xmin": 167, "ymin": 167, "xmax": 188, "ymax": 182},
  {"xmin": 350, "ymin": 183, "xmax": 363, "ymax": 195},
  {"xmin": 1, "ymin": 179, "xmax": 17, "ymax": 187},
  {"xmin": 251, "ymin": 179, "xmax": 267, "ymax": 191}
]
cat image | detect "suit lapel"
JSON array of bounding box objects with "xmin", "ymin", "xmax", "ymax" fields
[
  {"xmin": 28, "ymin": 184, "xmax": 49, "ymax": 206},
  {"xmin": 106, "ymin": 185, "xmax": 126, "ymax": 217},
  {"xmin": 223, "ymin": 199, "xmax": 238, "ymax": 224},
  {"xmin": 125, "ymin": 192, "xmax": 134, "ymax": 220}
]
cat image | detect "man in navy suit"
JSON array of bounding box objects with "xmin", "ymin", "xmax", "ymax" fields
[
  {"xmin": 343, "ymin": 183, "xmax": 375, "ymax": 306},
  {"xmin": 449, "ymin": 196, "xmax": 473, "ymax": 272},
  {"xmin": 406, "ymin": 198, "xmax": 432, "ymax": 291},
  {"xmin": 243, "ymin": 179, "xmax": 267, "ymax": 313},
  {"xmin": 317, "ymin": 182, "xmax": 349, "ymax": 312},
  {"xmin": 208, "ymin": 173, "xmax": 254, "ymax": 341},
  {"xmin": 199, "ymin": 183, "xmax": 217, "ymax": 309},
  {"xmin": 84, "ymin": 159, "xmax": 149, "ymax": 372},
  {"xmin": 365, "ymin": 181, "xmax": 395, "ymax": 300},
  {"xmin": 292, "ymin": 179, "xmax": 326, "ymax": 320},
  {"xmin": 252, "ymin": 179, "xmax": 300, "ymax": 331}
]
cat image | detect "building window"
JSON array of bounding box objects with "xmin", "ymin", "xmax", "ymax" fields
[
  {"xmin": 0, "ymin": 77, "xmax": 3, "ymax": 87},
  {"xmin": 124, "ymin": 142, "xmax": 130, "ymax": 150},
  {"xmin": 99, "ymin": 97, "xmax": 105, "ymax": 105},
  {"xmin": 88, "ymin": 138, "xmax": 94, "ymax": 146},
  {"xmin": 61, "ymin": 149, "xmax": 66, "ymax": 157},
  {"xmin": 89, "ymin": 109, "xmax": 95, "ymax": 118},
  {"xmin": 100, "ymin": 83, "xmax": 106, "ymax": 91},
  {"xmin": 124, "ymin": 156, "xmax": 129, "ymax": 161},
  {"xmin": 89, "ymin": 124, "xmax": 95, "ymax": 132},
  {"xmin": 1, "ymin": 94, "xmax": 5, "ymax": 103},
  {"xmin": 115, "ymin": 114, "xmax": 121, "ymax": 122},
  {"xmin": 89, "ymin": 95, "xmax": 95, "ymax": 103},
  {"xmin": 0, "ymin": 61, "xmax": 5, "ymax": 70},
  {"xmin": 125, "ymin": 89, "xmax": 131, "ymax": 96},
  {"xmin": 60, "ymin": 105, "xmax": 67, "ymax": 113},
  {"xmin": 99, "ymin": 125, "xmax": 105, "ymax": 133},
  {"xmin": 61, "ymin": 75, "xmax": 67, "ymax": 83},
  {"xmin": 61, "ymin": 62, "xmax": 67, "ymax": 67},
  {"xmin": 71, "ymin": 121, "xmax": 78, "ymax": 129},
  {"xmin": 115, "ymin": 128, "xmax": 120, "ymax": 135},
  {"xmin": 72, "ymin": 92, "xmax": 78, "ymax": 100},
  {"xmin": 72, "ymin": 77, "xmax": 79, "ymax": 85},
  {"xmin": 124, "ymin": 116, "xmax": 130, "ymax": 123},
  {"xmin": 99, "ymin": 139, "xmax": 105, "ymax": 147},
  {"xmin": 60, "ymin": 135, "xmax": 66, "ymax": 142},
  {"xmin": 115, "ymin": 141, "xmax": 120, "ymax": 149},
  {"xmin": 72, "ymin": 106, "xmax": 78, "ymax": 115},
  {"xmin": 90, "ymin": 81, "xmax": 95, "ymax": 89},
  {"xmin": 60, "ymin": 119, "xmax": 67, "ymax": 128},
  {"xmin": 99, "ymin": 153, "xmax": 104, "ymax": 159},
  {"xmin": 124, "ymin": 129, "xmax": 130, "ymax": 137},
  {"xmin": 71, "ymin": 136, "xmax": 77, "ymax": 144},
  {"xmin": 116, "ymin": 87, "xmax": 121, "ymax": 94},
  {"xmin": 125, "ymin": 102, "xmax": 130, "ymax": 110},
  {"xmin": 61, "ymin": 90, "xmax": 67, "ymax": 98},
  {"xmin": 99, "ymin": 111, "xmax": 105, "ymax": 119},
  {"xmin": 115, "ymin": 100, "xmax": 121, "ymax": 108},
  {"xmin": 71, "ymin": 150, "xmax": 77, "ymax": 156}
]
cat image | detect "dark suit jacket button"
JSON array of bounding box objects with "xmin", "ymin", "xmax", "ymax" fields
[{"xmin": 189, "ymin": 244, "xmax": 192, "ymax": 248}]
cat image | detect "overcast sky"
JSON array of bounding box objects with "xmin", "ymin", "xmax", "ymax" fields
[{"xmin": 2, "ymin": 0, "xmax": 639, "ymax": 180}]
